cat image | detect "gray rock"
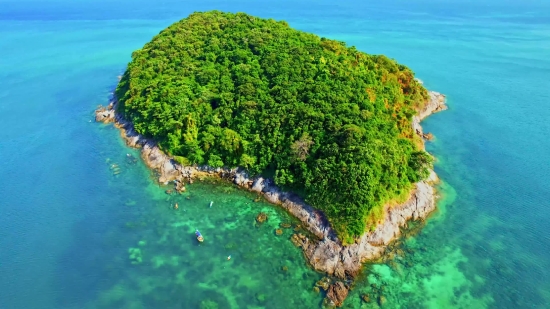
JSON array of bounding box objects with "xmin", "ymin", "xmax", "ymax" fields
[
  {"xmin": 233, "ymin": 171, "xmax": 250, "ymax": 187},
  {"xmin": 94, "ymin": 108, "xmax": 115, "ymax": 123},
  {"xmin": 251, "ymin": 177, "xmax": 264, "ymax": 192}
]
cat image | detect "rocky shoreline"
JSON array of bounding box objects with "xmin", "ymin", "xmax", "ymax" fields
[{"xmin": 95, "ymin": 89, "xmax": 447, "ymax": 307}]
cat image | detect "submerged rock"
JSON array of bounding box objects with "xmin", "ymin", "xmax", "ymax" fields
[
  {"xmin": 256, "ymin": 212, "xmax": 268, "ymax": 223},
  {"xmin": 256, "ymin": 293, "xmax": 266, "ymax": 303},
  {"xmin": 280, "ymin": 222, "xmax": 292, "ymax": 229},
  {"xmin": 290, "ymin": 233, "xmax": 307, "ymax": 248},
  {"xmin": 224, "ymin": 242, "xmax": 237, "ymax": 250},
  {"xmin": 128, "ymin": 247, "xmax": 142, "ymax": 264},
  {"xmin": 199, "ymin": 300, "xmax": 219, "ymax": 309},
  {"xmin": 326, "ymin": 281, "xmax": 349, "ymax": 307},
  {"xmin": 378, "ymin": 295, "xmax": 387, "ymax": 306},
  {"xmin": 315, "ymin": 277, "xmax": 331, "ymax": 291},
  {"xmin": 175, "ymin": 180, "xmax": 186, "ymax": 193},
  {"xmin": 423, "ymin": 132, "xmax": 435, "ymax": 141}
]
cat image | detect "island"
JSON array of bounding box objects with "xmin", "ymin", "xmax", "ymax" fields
[{"xmin": 95, "ymin": 11, "xmax": 447, "ymax": 307}]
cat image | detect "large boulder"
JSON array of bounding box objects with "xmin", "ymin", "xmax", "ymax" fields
[
  {"xmin": 251, "ymin": 177, "xmax": 264, "ymax": 192},
  {"xmin": 233, "ymin": 171, "xmax": 250, "ymax": 187},
  {"xmin": 95, "ymin": 107, "xmax": 115, "ymax": 123},
  {"xmin": 159, "ymin": 160, "xmax": 180, "ymax": 183}
]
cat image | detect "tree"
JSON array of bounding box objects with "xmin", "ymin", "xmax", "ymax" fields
[{"xmin": 290, "ymin": 133, "xmax": 314, "ymax": 162}]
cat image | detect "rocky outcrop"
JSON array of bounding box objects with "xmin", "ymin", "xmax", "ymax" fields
[
  {"xmin": 292, "ymin": 175, "xmax": 438, "ymax": 280},
  {"xmin": 95, "ymin": 104, "xmax": 115, "ymax": 123},
  {"xmin": 95, "ymin": 89, "xmax": 446, "ymax": 307},
  {"xmin": 326, "ymin": 281, "xmax": 349, "ymax": 307},
  {"xmin": 413, "ymin": 91, "xmax": 447, "ymax": 138}
]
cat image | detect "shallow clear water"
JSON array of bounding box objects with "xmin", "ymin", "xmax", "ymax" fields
[{"xmin": 1, "ymin": 1, "xmax": 549, "ymax": 308}]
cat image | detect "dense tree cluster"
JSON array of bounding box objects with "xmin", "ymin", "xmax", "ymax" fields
[{"xmin": 116, "ymin": 11, "xmax": 432, "ymax": 242}]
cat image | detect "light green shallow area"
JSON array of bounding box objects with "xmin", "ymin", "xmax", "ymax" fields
[
  {"xmin": 86, "ymin": 125, "xmax": 494, "ymax": 309},
  {"xmin": 82, "ymin": 126, "xmax": 325, "ymax": 309}
]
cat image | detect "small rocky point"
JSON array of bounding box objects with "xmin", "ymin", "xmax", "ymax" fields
[
  {"xmin": 256, "ymin": 212, "xmax": 268, "ymax": 223},
  {"xmin": 95, "ymin": 105, "xmax": 112, "ymax": 123},
  {"xmin": 325, "ymin": 281, "xmax": 349, "ymax": 308}
]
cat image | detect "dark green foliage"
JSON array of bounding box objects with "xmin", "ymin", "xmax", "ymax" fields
[{"xmin": 116, "ymin": 11, "xmax": 432, "ymax": 242}]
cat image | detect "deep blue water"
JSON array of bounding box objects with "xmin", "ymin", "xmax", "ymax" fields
[{"xmin": 1, "ymin": 0, "xmax": 549, "ymax": 308}]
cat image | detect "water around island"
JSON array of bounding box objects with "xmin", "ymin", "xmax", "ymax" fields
[{"xmin": 1, "ymin": 0, "xmax": 549, "ymax": 308}]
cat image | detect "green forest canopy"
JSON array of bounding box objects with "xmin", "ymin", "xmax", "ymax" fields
[{"xmin": 115, "ymin": 11, "xmax": 432, "ymax": 243}]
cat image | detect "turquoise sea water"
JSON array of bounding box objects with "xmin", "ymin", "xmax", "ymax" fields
[{"xmin": 1, "ymin": 0, "xmax": 549, "ymax": 308}]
